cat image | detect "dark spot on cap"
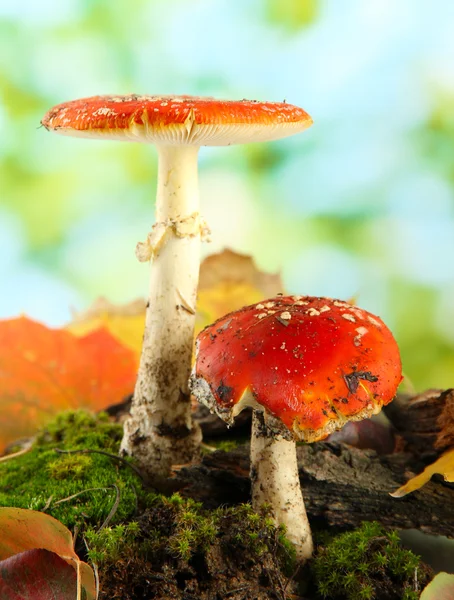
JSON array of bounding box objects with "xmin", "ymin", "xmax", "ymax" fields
[
  {"xmin": 344, "ymin": 371, "xmax": 379, "ymax": 394},
  {"xmin": 217, "ymin": 318, "xmax": 232, "ymax": 333},
  {"xmin": 216, "ymin": 381, "xmax": 234, "ymax": 404},
  {"xmin": 333, "ymin": 397, "xmax": 349, "ymax": 405},
  {"xmin": 275, "ymin": 316, "xmax": 290, "ymax": 327}
]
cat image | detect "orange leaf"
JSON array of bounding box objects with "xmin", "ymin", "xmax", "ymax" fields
[
  {"xmin": 67, "ymin": 297, "xmax": 146, "ymax": 356},
  {"xmin": 0, "ymin": 316, "xmax": 137, "ymax": 451},
  {"xmin": 0, "ymin": 507, "xmax": 96, "ymax": 599}
]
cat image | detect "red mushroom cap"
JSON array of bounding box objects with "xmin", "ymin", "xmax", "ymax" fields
[
  {"xmin": 41, "ymin": 94, "xmax": 312, "ymax": 146},
  {"xmin": 191, "ymin": 295, "xmax": 402, "ymax": 442}
]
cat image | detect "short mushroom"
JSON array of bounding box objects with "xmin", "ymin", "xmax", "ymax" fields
[
  {"xmin": 190, "ymin": 295, "xmax": 402, "ymax": 560},
  {"xmin": 41, "ymin": 95, "xmax": 312, "ymax": 476}
]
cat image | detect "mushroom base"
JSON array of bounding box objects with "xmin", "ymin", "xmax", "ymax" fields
[
  {"xmin": 121, "ymin": 404, "xmax": 202, "ymax": 478},
  {"xmin": 250, "ymin": 411, "xmax": 313, "ymax": 562}
]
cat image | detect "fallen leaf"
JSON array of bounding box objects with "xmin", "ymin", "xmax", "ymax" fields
[
  {"xmin": 0, "ymin": 507, "xmax": 96, "ymax": 599},
  {"xmin": 198, "ymin": 248, "xmax": 283, "ymax": 296},
  {"xmin": 420, "ymin": 572, "xmax": 454, "ymax": 599},
  {"xmin": 67, "ymin": 249, "xmax": 284, "ymax": 352},
  {"xmin": 196, "ymin": 281, "xmax": 269, "ymax": 332},
  {"xmin": 68, "ymin": 297, "xmax": 146, "ymax": 355},
  {"xmin": 0, "ymin": 549, "xmax": 77, "ymax": 600},
  {"xmin": 391, "ymin": 448, "xmax": 454, "ymax": 497},
  {"xmin": 0, "ymin": 316, "xmax": 137, "ymax": 451}
]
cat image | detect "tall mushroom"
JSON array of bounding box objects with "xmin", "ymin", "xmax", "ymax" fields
[
  {"xmin": 190, "ymin": 295, "xmax": 402, "ymax": 560},
  {"xmin": 41, "ymin": 95, "xmax": 312, "ymax": 476}
]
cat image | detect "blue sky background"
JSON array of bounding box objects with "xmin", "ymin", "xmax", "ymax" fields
[{"xmin": 1, "ymin": 0, "xmax": 454, "ymax": 389}]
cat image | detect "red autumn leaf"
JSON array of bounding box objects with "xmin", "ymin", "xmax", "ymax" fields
[
  {"xmin": 0, "ymin": 549, "xmax": 77, "ymax": 600},
  {"xmin": 0, "ymin": 316, "xmax": 137, "ymax": 451},
  {"xmin": 0, "ymin": 507, "xmax": 96, "ymax": 599}
]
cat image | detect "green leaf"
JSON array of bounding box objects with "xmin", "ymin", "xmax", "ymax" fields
[{"xmin": 265, "ymin": 0, "xmax": 318, "ymax": 31}]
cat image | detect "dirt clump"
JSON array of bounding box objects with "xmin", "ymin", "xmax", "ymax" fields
[{"xmin": 96, "ymin": 499, "xmax": 300, "ymax": 600}]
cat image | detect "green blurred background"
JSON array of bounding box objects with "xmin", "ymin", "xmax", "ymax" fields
[{"xmin": 1, "ymin": 0, "xmax": 453, "ymax": 391}]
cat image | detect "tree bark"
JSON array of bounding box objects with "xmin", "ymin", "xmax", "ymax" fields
[
  {"xmin": 172, "ymin": 441, "xmax": 454, "ymax": 538},
  {"xmin": 385, "ymin": 389, "xmax": 454, "ymax": 454}
]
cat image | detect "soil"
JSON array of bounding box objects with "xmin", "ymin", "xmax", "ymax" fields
[
  {"xmin": 96, "ymin": 392, "xmax": 454, "ymax": 600},
  {"xmin": 98, "ymin": 507, "xmax": 305, "ymax": 600},
  {"xmin": 2, "ymin": 390, "xmax": 453, "ymax": 599}
]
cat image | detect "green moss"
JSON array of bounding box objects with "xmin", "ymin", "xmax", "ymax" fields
[
  {"xmin": 207, "ymin": 439, "xmax": 240, "ymax": 452},
  {"xmin": 7, "ymin": 409, "xmax": 436, "ymax": 598},
  {"xmin": 202, "ymin": 434, "xmax": 249, "ymax": 454},
  {"xmin": 313, "ymin": 522, "xmax": 431, "ymax": 600},
  {"xmin": 277, "ymin": 524, "xmax": 298, "ymax": 574},
  {"xmin": 1, "ymin": 409, "xmax": 297, "ymax": 590},
  {"xmin": 214, "ymin": 503, "xmax": 298, "ymax": 576},
  {"xmin": 84, "ymin": 490, "xmax": 296, "ymax": 583},
  {"xmin": 47, "ymin": 454, "xmax": 93, "ymax": 480},
  {"xmin": 0, "ymin": 410, "xmax": 142, "ymax": 529},
  {"xmin": 36, "ymin": 410, "xmax": 122, "ymax": 451},
  {"xmin": 85, "ymin": 522, "xmax": 141, "ymax": 564}
]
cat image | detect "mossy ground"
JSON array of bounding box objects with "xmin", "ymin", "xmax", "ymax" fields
[
  {"xmin": 90, "ymin": 499, "xmax": 300, "ymax": 599},
  {"xmin": 0, "ymin": 410, "xmax": 140, "ymax": 528},
  {"xmin": 0, "ymin": 411, "xmax": 299, "ymax": 599},
  {"xmin": 312, "ymin": 522, "xmax": 433, "ymax": 600},
  {"xmin": 0, "ymin": 410, "xmax": 433, "ymax": 599}
]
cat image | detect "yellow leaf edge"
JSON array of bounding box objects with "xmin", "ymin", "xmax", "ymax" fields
[{"xmin": 390, "ymin": 448, "xmax": 454, "ymax": 498}]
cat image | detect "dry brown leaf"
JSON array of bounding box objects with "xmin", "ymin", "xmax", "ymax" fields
[{"xmin": 198, "ymin": 248, "xmax": 283, "ymax": 296}]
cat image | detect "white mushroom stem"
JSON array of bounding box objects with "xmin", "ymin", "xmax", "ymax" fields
[
  {"xmin": 250, "ymin": 411, "xmax": 313, "ymax": 562},
  {"xmin": 120, "ymin": 145, "xmax": 205, "ymax": 477}
]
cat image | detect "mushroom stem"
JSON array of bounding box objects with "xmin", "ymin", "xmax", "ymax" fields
[
  {"xmin": 250, "ymin": 411, "xmax": 313, "ymax": 562},
  {"xmin": 120, "ymin": 145, "xmax": 203, "ymax": 476}
]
